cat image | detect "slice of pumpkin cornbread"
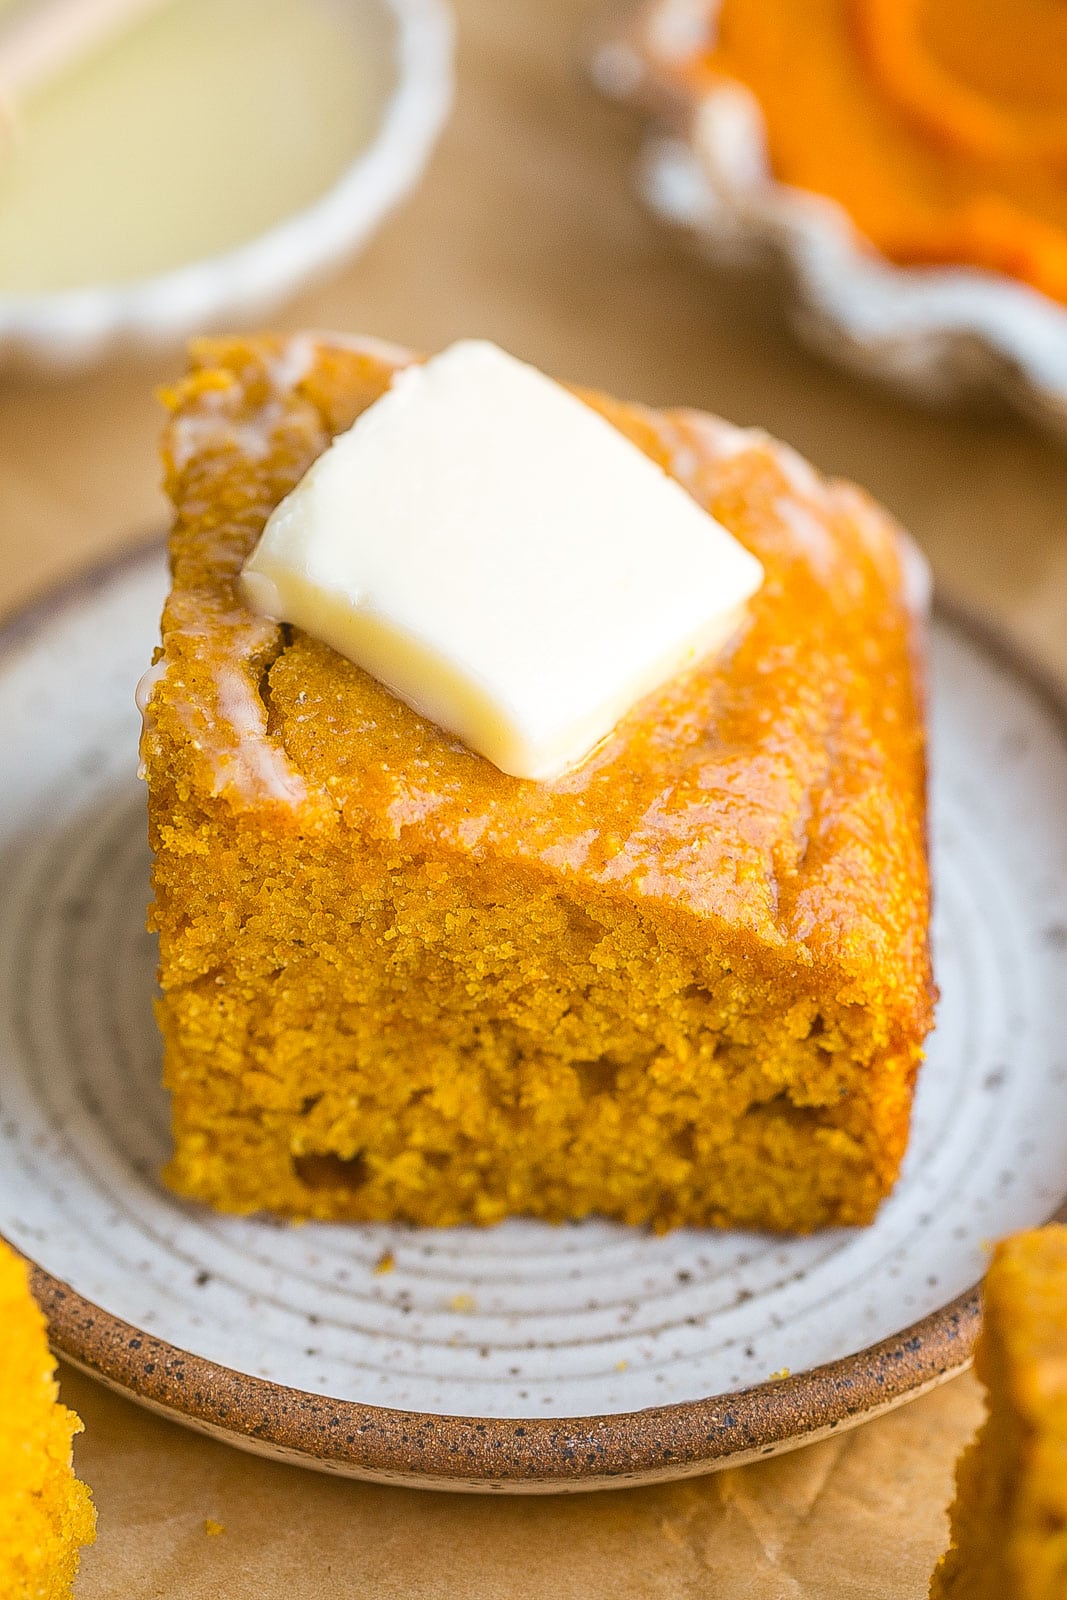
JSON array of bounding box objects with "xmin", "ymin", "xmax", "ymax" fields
[
  {"xmin": 141, "ymin": 333, "xmax": 934, "ymax": 1232},
  {"xmin": 0, "ymin": 1242, "xmax": 95, "ymax": 1597},
  {"xmin": 931, "ymin": 1226, "xmax": 1067, "ymax": 1599}
]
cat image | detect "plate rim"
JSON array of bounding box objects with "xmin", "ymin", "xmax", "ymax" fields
[{"xmin": 3, "ymin": 538, "xmax": 1066, "ymax": 1492}]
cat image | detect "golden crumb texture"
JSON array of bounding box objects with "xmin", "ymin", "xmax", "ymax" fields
[
  {"xmin": 141, "ymin": 332, "xmax": 934, "ymax": 1234},
  {"xmin": 931, "ymin": 1226, "xmax": 1067, "ymax": 1600},
  {"xmin": 0, "ymin": 1242, "xmax": 95, "ymax": 1598}
]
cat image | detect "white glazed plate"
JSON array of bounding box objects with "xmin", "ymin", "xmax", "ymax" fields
[{"xmin": 2, "ymin": 543, "xmax": 1067, "ymax": 1491}]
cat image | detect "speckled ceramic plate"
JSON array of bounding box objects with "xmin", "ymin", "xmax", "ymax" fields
[{"xmin": 3, "ymin": 542, "xmax": 1067, "ymax": 1492}]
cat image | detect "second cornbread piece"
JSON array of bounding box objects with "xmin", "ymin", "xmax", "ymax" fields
[
  {"xmin": 142, "ymin": 333, "xmax": 934, "ymax": 1232},
  {"xmin": 931, "ymin": 1227, "xmax": 1067, "ymax": 1600},
  {"xmin": 0, "ymin": 1242, "xmax": 96, "ymax": 1598}
]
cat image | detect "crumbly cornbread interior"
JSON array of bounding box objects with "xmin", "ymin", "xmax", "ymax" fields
[
  {"xmin": 927, "ymin": 1228, "xmax": 1067, "ymax": 1593},
  {"xmin": 0, "ymin": 1243, "xmax": 95, "ymax": 1599},
  {"xmin": 143, "ymin": 334, "xmax": 933, "ymax": 1232},
  {"xmin": 931, "ymin": 1226, "xmax": 1067, "ymax": 1600}
]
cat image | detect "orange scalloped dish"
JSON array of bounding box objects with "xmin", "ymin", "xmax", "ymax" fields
[{"xmin": 680, "ymin": 0, "xmax": 1067, "ymax": 304}]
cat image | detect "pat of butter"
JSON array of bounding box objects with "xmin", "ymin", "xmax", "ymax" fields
[{"xmin": 240, "ymin": 340, "xmax": 764, "ymax": 781}]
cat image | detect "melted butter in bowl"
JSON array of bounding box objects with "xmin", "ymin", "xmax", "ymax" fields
[
  {"xmin": 0, "ymin": 0, "xmax": 396, "ymax": 293},
  {"xmin": 0, "ymin": 0, "xmax": 452, "ymax": 366}
]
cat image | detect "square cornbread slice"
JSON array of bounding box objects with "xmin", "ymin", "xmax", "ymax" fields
[
  {"xmin": 141, "ymin": 333, "xmax": 934, "ymax": 1232},
  {"xmin": 0, "ymin": 1242, "xmax": 95, "ymax": 1598},
  {"xmin": 931, "ymin": 1226, "xmax": 1067, "ymax": 1599}
]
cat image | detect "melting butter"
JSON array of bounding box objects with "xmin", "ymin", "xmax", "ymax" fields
[
  {"xmin": 0, "ymin": 0, "xmax": 393, "ymax": 293},
  {"xmin": 241, "ymin": 340, "xmax": 765, "ymax": 782}
]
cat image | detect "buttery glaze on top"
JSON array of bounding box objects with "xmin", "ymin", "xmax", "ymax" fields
[
  {"xmin": 683, "ymin": 0, "xmax": 1067, "ymax": 305},
  {"xmin": 153, "ymin": 335, "xmax": 932, "ymax": 1033}
]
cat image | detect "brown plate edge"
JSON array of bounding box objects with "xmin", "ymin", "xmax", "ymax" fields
[
  {"xmin": 3, "ymin": 540, "xmax": 1066, "ymax": 1492},
  {"xmin": 25, "ymin": 1256, "xmax": 979, "ymax": 1493}
]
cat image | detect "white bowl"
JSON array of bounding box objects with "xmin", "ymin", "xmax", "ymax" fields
[
  {"xmin": 0, "ymin": 0, "xmax": 453, "ymax": 375},
  {"xmin": 593, "ymin": 0, "xmax": 1067, "ymax": 435}
]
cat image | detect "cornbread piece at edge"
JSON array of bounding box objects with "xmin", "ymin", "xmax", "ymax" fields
[
  {"xmin": 0, "ymin": 1243, "xmax": 96, "ymax": 1597},
  {"xmin": 140, "ymin": 333, "xmax": 934, "ymax": 1232},
  {"xmin": 931, "ymin": 1227, "xmax": 1067, "ymax": 1600}
]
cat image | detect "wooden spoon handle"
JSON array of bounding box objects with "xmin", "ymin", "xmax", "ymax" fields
[{"xmin": 0, "ymin": 0, "xmax": 174, "ymax": 107}]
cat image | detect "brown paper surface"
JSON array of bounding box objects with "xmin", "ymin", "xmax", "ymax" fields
[
  {"xmin": 65, "ymin": 1366, "xmax": 981, "ymax": 1600},
  {"xmin": 3, "ymin": 0, "xmax": 1066, "ymax": 1594}
]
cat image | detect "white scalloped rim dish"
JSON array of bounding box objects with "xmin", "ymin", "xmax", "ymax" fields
[
  {"xmin": 0, "ymin": 0, "xmax": 453, "ymax": 375},
  {"xmin": 593, "ymin": 0, "xmax": 1067, "ymax": 434}
]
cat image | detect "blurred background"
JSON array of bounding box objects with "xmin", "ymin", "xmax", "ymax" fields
[
  {"xmin": 2, "ymin": 0, "xmax": 1066, "ymax": 683},
  {"xmin": 2, "ymin": 2, "xmax": 1066, "ymax": 1594}
]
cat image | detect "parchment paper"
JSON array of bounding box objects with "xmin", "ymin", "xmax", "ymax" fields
[{"xmin": 65, "ymin": 1367, "xmax": 981, "ymax": 1600}]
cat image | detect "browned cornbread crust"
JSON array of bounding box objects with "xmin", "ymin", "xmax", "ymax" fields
[
  {"xmin": 142, "ymin": 333, "xmax": 934, "ymax": 1232},
  {"xmin": 931, "ymin": 1227, "xmax": 1067, "ymax": 1599}
]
